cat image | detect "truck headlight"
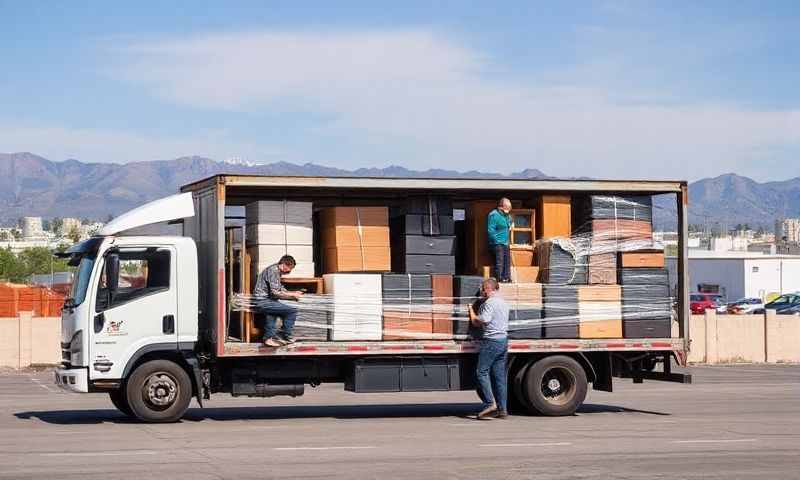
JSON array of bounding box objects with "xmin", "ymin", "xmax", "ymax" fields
[{"xmin": 70, "ymin": 330, "xmax": 83, "ymax": 366}]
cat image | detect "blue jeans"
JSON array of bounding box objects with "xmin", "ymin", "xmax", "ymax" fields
[
  {"xmin": 476, "ymin": 337, "xmax": 508, "ymax": 411},
  {"xmin": 490, "ymin": 244, "xmax": 511, "ymax": 282},
  {"xmin": 258, "ymin": 299, "xmax": 298, "ymax": 339}
]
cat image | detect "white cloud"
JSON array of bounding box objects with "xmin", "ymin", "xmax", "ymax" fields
[
  {"xmin": 75, "ymin": 30, "xmax": 800, "ymax": 178},
  {"xmin": 0, "ymin": 123, "xmax": 287, "ymax": 164}
]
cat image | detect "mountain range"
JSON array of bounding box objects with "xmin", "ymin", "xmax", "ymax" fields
[{"xmin": 2, "ymin": 152, "xmax": 799, "ymax": 229}]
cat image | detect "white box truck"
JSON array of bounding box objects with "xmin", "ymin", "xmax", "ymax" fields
[{"xmin": 54, "ymin": 175, "xmax": 691, "ymax": 422}]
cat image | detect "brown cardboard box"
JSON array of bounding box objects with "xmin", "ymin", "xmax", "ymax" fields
[
  {"xmin": 319, "ymin": 207, "xmax": 390, "ymax": 248},
  {"xmin": 579, "ymin": 319, "xmax": 623, "ymax": 338},
  {"xmin": 383, "ymin": 312, "xmax": 433, "ymax": 340},
  {"xmin": 588, "ymin": 252, "xmax": 617, "ymax": 285},
  {"xmin": 323, "ymin": 246, "xmax": 391, "ymax": 273},
  {"xmin": 589, "ymin": 219, "xmax": 653, "ymax": 244},
  {"xmin": 511, "ymin": 266, "xmax": 540, "ymax": 283},
  {"xmin": 577, "ymin": 285, "xmax": 621, "ymax": 302},
  {"xmin": 537, "ymin": 194, "xmax": 571, "ymax": 239},
  {"xmin": 499, "ymin": 282, "xmax": 543, "ymax": 306},
  {"xmin": 578, "ymin": 299, "xmax": 622, "ymax": 338},
  {"xmin": 431, "ymin": 274, "xmax": 454, "ymax": 336},
  {"xmin": 620, "ymin": 250, "xmax": 665, "ymax": 268},
  {"xmin": 510, "ymin": 248, "xmax": 534, "ymax": 266}
]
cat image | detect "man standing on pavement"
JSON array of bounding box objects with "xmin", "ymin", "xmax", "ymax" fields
[
  {"xmin": 487, "ymin": 198, "xmax": 512, "ymax": 283},
  {"xmin": 468, "ymin": 277, "xmax": 510, "ymax": 419},
  {"xmin": 254, "ymin": 255, "xmax": 303, "ymax": 347}
]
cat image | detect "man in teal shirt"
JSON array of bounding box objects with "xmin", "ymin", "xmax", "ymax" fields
[{"xmin": 487, "ymin": 197, "xmax": 512, "ymax": 283}]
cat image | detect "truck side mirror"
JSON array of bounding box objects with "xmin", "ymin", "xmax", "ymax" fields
[{"xmin": 106, "ymin": 253, "xmax": 120, "ymax": 292}]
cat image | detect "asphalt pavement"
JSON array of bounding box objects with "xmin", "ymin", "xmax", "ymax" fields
[{"xmin": 1, "ymin": 364, "xmax": 799, "ymax": 479}]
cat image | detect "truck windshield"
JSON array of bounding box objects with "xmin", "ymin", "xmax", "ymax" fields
[{"xmin": 69, "ymin": 254, "xmax": 97, "ymax": 306}]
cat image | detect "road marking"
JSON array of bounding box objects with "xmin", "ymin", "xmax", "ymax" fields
[
  {"xmin": 273, "ymin": 446, "xmax": 377, "ymax": 451},
  {"xmin": 40, "ymin": 450, "xmax": 157, "ymax": 457},
  {"xmin": 480, "ymin": 442, "xmax": 572, "ymax": 448},
  {"xmin": 30, "ymin": 378, "xmax": 58, "ymax": 393},
  {"xmin": 671, "ymin": 439, "xmax": 758, "ymax": 444}
]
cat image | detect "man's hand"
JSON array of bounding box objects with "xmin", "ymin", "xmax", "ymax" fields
[{"xmin": 292, "ymin": 290, "xmax": 304, "ymax": 299}]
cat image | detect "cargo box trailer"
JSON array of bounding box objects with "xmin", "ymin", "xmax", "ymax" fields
[{"xmin": 54, "ymin": 174, "xmax": 691, "ymax": 422}]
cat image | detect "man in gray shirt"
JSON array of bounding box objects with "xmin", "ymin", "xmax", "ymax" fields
[
  {"xmin": 254, "ymin": 255, "xmax": 303, "ymax": 347},
  {"xmin": 468, "ymin": 277, "xmax": 509, "ymax": 419}
]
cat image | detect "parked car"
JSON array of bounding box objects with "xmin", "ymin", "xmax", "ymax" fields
[
  {"xmin": 690, "ymin": 293, "xmax": 723, "ymax": 314},
  {"xmin": 726, "ymin": 297, "xmax": 764, "ymax": 314},
  {"xmin": 752, "ymin": 293, "xmax": 800, "ymax": 314}
]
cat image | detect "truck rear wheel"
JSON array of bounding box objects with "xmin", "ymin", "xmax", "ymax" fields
[
  {"xmin": 508, "ymin": 360, "xmax": 532, "ymax": 415},
  {"xmin": 522, "ymin": 356, "xmax": 587, "ymax": 416},
  {"xmin": 125, "ymin": 360, "xmax": 192, "ymax": 423},
  {"xmin": 108, "ymin": 389, "xmax": 134, "ymax": 417}
]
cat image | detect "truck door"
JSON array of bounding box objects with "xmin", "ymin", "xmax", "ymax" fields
[{"xmin": 89, "ymin": 247, "xmax": 178, "ymax": 381}]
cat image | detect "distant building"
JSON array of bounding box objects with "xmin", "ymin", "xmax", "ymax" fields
[
  {"xmin": 775, "ymin": 218, "xmax": 800, "ymax": 243},
  {"xmin": 21, "ymin": 217, "xmax": 46, "ymax": 240},
  {"xmin": 666, "ymin": 251, "xmax": 800, "ymax": 302},
  {"xmin": 61, "ymin": 217, "xmax": 82, "ymax": 235}
]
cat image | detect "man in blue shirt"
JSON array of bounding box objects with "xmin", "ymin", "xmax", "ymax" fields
[
  {"xmin": 487, "ymin": 198, "xmax": 512, "ymax": 283},
  {"xmin": 468, "ymin": 277, "xmax": 510, "ymax": 419}
]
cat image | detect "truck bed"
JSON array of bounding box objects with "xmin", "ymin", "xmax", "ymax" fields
[{"xmin": 224, "ymin": 337, "xmax": 685, "ymax": 360}]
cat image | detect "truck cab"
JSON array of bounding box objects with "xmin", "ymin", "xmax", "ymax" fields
[{"xmin": 55, "ymin": 194, "xmax": 203, "ymax": 422}]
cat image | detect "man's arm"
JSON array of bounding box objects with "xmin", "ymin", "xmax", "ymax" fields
[
  {"xmin": 267, "ymin": 267, "xmax": 298, "ymax": 300},
  {"xmin": 468, "ymin": 302, "xmax": 491, "ymax": 328}
]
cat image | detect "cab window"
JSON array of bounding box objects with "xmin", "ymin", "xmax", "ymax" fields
[{"xmin": 96, "ymin": 249, "xmax": 171, "ymax": 311}]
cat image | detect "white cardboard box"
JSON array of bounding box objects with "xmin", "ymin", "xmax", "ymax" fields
[
  {"xmin": 246, "ymin": 224, "xmax": 313, "ymax": 246},
  {"xmin": 323, "ymin": 274, "xmax": 383, "ymax": 341}
]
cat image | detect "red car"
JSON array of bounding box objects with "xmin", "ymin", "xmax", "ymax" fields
[{"xmin": 690, "ymin": 293, "xmax": 722, "ymax": 314}]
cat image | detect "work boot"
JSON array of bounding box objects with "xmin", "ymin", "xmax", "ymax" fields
[
  {"xmin": 495, "ymin": 410, "xmax": 509, "ymax": 419},
  {"xmin": 264, "ymin": 337, "xmax": 282, "ymax": 348},
  {"xmin": 477, "ymin": 403, "xmax": 498, "ymax": 420},
  {"xmin": 278, "ymin": 334, "xmax": 296, "ymax": 345}
]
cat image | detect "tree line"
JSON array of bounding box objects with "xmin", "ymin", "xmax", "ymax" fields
[{"xmin": 0, "ymin": 247, "xmax": 71, "ymax": 284}]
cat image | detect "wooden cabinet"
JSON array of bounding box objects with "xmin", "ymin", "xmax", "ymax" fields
[
  {"xmin": 466, "ymin": 200, "xmax": 496, "ymax": 274},
  {"xmin": 537, "ymin": 194, "xmax": 571, "ymax": 239}
]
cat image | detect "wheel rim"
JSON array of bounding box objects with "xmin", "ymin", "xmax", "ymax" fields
[
  {"xmin": 142, "ymin": 372, "xmax": 179, "ymax": 410},
  {"xmin": 540, "ymin": 366, "xmax": 576, "ymax": 406}
]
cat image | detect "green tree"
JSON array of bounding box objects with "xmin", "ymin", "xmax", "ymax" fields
[
  {"xmin": 0, "ymin": 247, "xmax": 24, "ymax": 282},
  {"xmin": 67, "ymin": 226, "xmax": 82, "ymax": 244},
  {"xmin": 0, "ymin": 247, "xmax": 70, "ymax": 284}
]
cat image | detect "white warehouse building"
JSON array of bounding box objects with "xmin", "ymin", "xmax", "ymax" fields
[{"xmin": 666, "ymin": 252, "xmax": 800, "ymax": 302}]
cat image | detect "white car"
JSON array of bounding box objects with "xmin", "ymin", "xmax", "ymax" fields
[{"xmin": 726, "ymin": 297, "xmax": 765, "ymax": 314}]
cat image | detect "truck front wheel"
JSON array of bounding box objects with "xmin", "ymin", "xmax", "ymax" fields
[
  {"xmin": 108, "ymin": 389, "xmax": 134, "ymax": 417},
  {"xmin": 125, "ymin": 360, "xmax": 192, "ymax": 423},
  {"xmin": 522, "ymin": 355, "xmax": 588, "ymax": 416}
]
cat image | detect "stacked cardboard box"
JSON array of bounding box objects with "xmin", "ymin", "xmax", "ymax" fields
[
  {"xmin": 392, "ymin": 197, "xmax": 456, "ymax": 274},
  {"xmin": 536, "ymin": 239, "xmax": 587, "ymax": 285},
  {"xmin": 499, "ymin": 282, "xmax": 543, "ymax": 339},
  {"xmin": 246, "ymin": 200, "xmax": 315, "ymax": 278},
  {"xmin": 452, "ymin": 275, "xmax": 484, "ymax": 338},
  {"xmin": 323, "ymin": 274, "xmax": 383, "ymax": 341},
  {"xmin": 577, "ymin": 285, "xmax": 622, "ymax": 338},
  {"xmin": 431, "ymin": 274, "xmax": 454, "ymax": 338},
  {"xmin": 381, "ymin": 274, "xmax": 433, "ymax": 340},
  {"xmin": 619, "ymin": 250, "xmax": 665, "ymax": 268},
  {"xmin": 587, "ymin": 252, "xmax": 616, "ymax": 285},
  {"xmin": 619, "ymin": 267, "xmax": 672, "ymax": 338},
  {"xmin": 541, "ymin": 285, "xmax": 579, "ymax": 338},
  {"xmin": 320, "ymin": 207, "xmax": 391, "ymax": 273}
]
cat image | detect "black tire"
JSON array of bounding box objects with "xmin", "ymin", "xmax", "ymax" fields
[
  {"xmin": 508, "ymin": 360, "xmax": 532, "ymax": 415},
  {"xmin": 522, "ymin": 355, "xmax": 588, "ymax": 416},
  {"xmin": 125, "ymin": 360, "xmax": 192, "ymax": 423},
  {"xmin": 108, "ymin": 388, "xmax": 134, "ymax": 417}
]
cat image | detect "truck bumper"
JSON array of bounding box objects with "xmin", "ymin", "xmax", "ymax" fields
[{"xmin": 54, "ymin": 367, "xmax": 89, "ymax": 393}]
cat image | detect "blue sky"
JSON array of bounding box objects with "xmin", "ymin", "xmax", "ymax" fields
[{"xmin": 1, "ymin": 1, "xmax": 798, "ymax": 181}]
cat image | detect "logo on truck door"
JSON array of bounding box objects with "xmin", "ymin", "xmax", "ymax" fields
[{"xmin": 106, "ymin": 320, "xmax": 127, "ymax": 336}]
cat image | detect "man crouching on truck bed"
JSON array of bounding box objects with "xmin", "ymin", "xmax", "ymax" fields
[
  {"xmin": 254, "ymin": 255, "xmax": 304, "ymax": 347},
  {"xmin": 468, "ymin": 277, "xmax": 510, "ymax": 419}
]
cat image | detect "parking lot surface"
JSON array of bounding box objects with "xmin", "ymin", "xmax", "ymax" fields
[{"xmin": 1, "ymin": 364, "xmax": 799, "ymax": 479}]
